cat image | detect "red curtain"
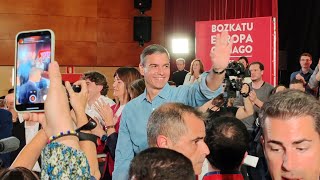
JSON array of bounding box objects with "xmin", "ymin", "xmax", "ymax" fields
[{"xmin": 165, "ymin": 0, "xmax": 278, "ymax": 71}]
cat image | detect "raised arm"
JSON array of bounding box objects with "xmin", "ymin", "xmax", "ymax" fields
[
  {"xmin": 10, "ymin": 129, "xmax": 47, "ymax": 170},
  {"xmin": 236, "ymin": 84, "xmax": 254, "ymax": 120},
  {"xmin": 308, "ymin": 60, "xmax": 320, "ymax": 89},
  {"xmin": 65, "ymin": 80, "xmax": 101, "ymax": 179},
  {"xmin": 206, "ymin": 31, "xmax": 232, "ymax": 91},
  {"xmin": 236, "ymin": 96, "xmax": 254, "ymax": 120}
]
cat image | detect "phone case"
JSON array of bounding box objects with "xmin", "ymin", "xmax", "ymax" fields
[{"xmin": 14, "ymin": 29, "xmax": 55, "ymax": 112}]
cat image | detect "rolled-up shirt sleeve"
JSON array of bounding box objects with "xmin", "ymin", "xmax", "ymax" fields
[
  {"xmin": 308, "ymin": 66, "xmax": 319, "ymax": 89},
  {"xmin": 199, "ymin": 72, "xmax": 223, "ymax": 99}
]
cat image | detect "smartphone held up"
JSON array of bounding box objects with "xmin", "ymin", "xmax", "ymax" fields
[{"xmin": 14, "ymin": 29, "xmax": 55, "ymax": 112}]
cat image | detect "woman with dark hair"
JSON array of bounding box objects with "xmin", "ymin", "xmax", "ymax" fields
[
  {"xmin": 238, "ymin": 56, "xmax": 249, "ymax": 69},
  {"xmin": 237, "ymin": 56, "xmax": 251, "ymax": 84},
  {"xmin": 92, "ymin": 67, "xmax": 142, "ymax": 180},
  {"xmin": 183, "ymin": 59, "xmax": 204, "ymax": 85}
]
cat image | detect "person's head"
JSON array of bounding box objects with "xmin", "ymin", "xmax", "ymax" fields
[
  {"xmin": 190, "ymin": 59, "xmax": 204, "ymax": 75},
  {"xmin": 29, "ymin": 67, "xmax": 42, "ymax": 83},
  {"xmin": 176, "ymin": 58, "xmax": 186, "ymax": 71},
  {"xmin": 113, "ymin": 67, "xmax": 141, "ymax": 104},
  {"xmin": 8, "ymin": 88, "xmax": 14, "ymax": 94},
  {"xmin": 139, "ymin": 44, "xmax": 171, "ymax": 92},
  {"xmin": 299, "ymin": 52, "xmax": 312, "ymax": 69},
  {"xmin": 205, "ymin": 117, "xmax": 249, "ymax": 171},
  {"xmin": 249, "ymin": 62, "xmax": 264, "ymax": 82},
  {"xmin": 259, "ymin": 90, "xmax": 320, "ymax": 180},
  {"xmin": 0, "ymin": 96, "xmax": 5, "ymax": 109},
  {"xmin": 289, "ymin": 79, "xmax": 305, "ymax": 92},
  {"xmin": 147, "ymin": 103, "xmax": 209, "ymax": 175},
  {"xmin": 5, "ymin": 88, "xmax": 14, "ymax": 110},
  {"xmin": 129, "ymin": 147, "xmax": 195, "ymax": 180},
  {"xmin": 82, "ymin": 71, "xmax": 109, "ymax": 99},
  {"xmin": 129, "ymin": 78, "xmax": 145, "ymax": 99},
  {"xmin": 0, "ymin": 167, "xmax": 39, "ymax": 180},
  {"xmin": 238, "ymin": 56, "xmax": 249, "ymax": 69},
  {"xmin": 271, "ymin": 85, "xmax": 286, "ymax": 95}
]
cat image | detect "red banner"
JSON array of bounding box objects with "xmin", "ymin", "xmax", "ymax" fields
[{"xmin": 196, "ymin": 17, "xmax": 277, "ymax": 85}]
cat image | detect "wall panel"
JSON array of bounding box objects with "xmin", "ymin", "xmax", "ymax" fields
[
  {"xmin": 0, "ymin": 0, "xmax": 165, "ymax": 66},
  {"xmin": 0, "ymin": 0, "xmax": 97, "ymax": 17}
]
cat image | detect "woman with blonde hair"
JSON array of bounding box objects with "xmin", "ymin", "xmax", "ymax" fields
[{"xmin": 183, "ymin": 59, "xmax": 204, "ymax": 85}]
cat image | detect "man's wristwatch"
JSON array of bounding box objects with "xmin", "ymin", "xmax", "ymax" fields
[{"xmin": 212, "ymin": 68, "xmax": 226, "ymax": 74}]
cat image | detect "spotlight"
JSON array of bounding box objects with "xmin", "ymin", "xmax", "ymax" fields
[{"xmin": 172, "ymin": 38, "xmax": 189, "ymax": 54}]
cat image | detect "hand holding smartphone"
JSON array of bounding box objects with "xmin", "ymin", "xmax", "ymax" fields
[{"xmin": 14, "ymin": 29, "xmax": 55, "ymax": 112}]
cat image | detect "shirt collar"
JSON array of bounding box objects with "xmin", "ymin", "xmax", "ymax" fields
[
  {"xmin": 138, "ymin": 83, "xmax": 171, "ymax": 102},
  {"xmin": 299, "ymin": 68, "xmax": 313, "ymax": 74}
]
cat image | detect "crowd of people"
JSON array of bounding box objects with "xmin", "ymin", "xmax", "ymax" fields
[{"xmin": 0, "ymin": 31, "xmax": 320, "ymax": 180}]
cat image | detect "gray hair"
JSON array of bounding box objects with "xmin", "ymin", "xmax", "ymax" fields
[
  {"xmin": 259, "ymin": 89, "xmax": 320, "ymax": 135},
  {"xmin": 147, "ymin": 103, "xmax": 206, "ymax": 146},
  {"xmin": 176, "ymin": 58, "xmax": 185, "ymax": 63},
  {"xmin": 140, "ymin": 44, "xmax": 170, "ymax": 66}
]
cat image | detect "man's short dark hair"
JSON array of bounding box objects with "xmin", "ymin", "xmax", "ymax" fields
[
  {"xmin": 129, "ymin": 147, "xmax": 195, "ymax": 180},
  {"xmin": 7, "ymin": 88, "xmax": 14, "ymax": 94},
  {"xmin": 259, "ymin": 89, "xmax": 320, "ymax": 135},
  {"xmin": 82, "ymin": 71, "xmax": 109, "ymax": 95},
  {"xmin": 147, "ymin": 103, "xmax": 205, "ymax": 146},
  {"xmin": 205, "ymin": 116, "xmax": 249, "ymax": 171},
  {"xmin": 249, "ymin": 62, "xmax": 264, "ymax": 70},
  {"xmin": 140, "ymin": 44, "xmax": 170, "ymax": 66},
  {"xmin": 300, "ymin": 52, "xmax": 312, "ymax": 61}
]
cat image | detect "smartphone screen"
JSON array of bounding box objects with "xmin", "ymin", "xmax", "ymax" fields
[{"xmin": 15, "ymin": 30, "xmax": 54, "ymax": 112}]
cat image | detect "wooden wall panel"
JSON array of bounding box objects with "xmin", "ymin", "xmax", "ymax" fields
[
  {"xmin": 0, "ymin": 0, "xmax": 165, "ymax": 66},
  {"xmin": 97, "ymin": 42, "xmax": 143, "ymax": 67},
  {"xmin": 0, "ymin": 40, "xmax": 15, "ymax": 65},
  {"xmin": 98, "ymin": 18, "xmax": 133, "ymax": 43},
  {"xmin": 0, "ymin": 0, "xmax": 97, "ymax": 17},
  {"xmin": 0, "ymin": 15, "xmax": 97, "ymax": 41},
  {"xmin": 98, "ymin": 0, "xmax": 136, "ymax": 18},
  {"xmin": 55, "ymin": 41, "xmax": 97, "ymax": 66}
]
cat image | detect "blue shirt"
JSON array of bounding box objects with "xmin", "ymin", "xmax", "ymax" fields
[
  {"xmin": 290, "ymin": 69, "xmax": 313, "ymax": 82},
  {"xmin": 113, "ymin": 73, "xmax": 223, "ymax": 179}
]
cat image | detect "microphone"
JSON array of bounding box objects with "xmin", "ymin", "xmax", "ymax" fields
[{"xmin": 0, "ymin": 137, "xmax": 20, "ymax": 154}]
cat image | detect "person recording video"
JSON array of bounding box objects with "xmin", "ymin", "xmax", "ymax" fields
[{"xmin": 199, "ymin": 83, "xmax": 253, "ymax": 121}]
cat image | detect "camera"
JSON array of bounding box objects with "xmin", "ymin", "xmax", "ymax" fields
[
  {"xmin": 62, "ymin": 81, "xmax": 81, "ymax": 93},
  {"xmin": 223, "ymin": 61, "xmax": 247, "ymax": 98},
  {"xmin": 72, "ymin": 85, "xmax": 81, "ymax": 93},
  {"xmin": 226, "ymin": 61, "xmax": 245, "ymax": 77}
]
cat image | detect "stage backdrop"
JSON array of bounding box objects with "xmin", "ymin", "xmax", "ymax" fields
[{"xmin": 196, "ymin": 17, "xmax": 277, "ymax": 85}]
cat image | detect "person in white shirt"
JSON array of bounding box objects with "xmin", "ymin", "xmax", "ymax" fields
[
  {"xmin": 82, "ymin": 71, "xmax": 115, "ymax": 125},
  {"xmin": 183, "ymin": 59, "xmax": 204, "ymax": 85}
]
